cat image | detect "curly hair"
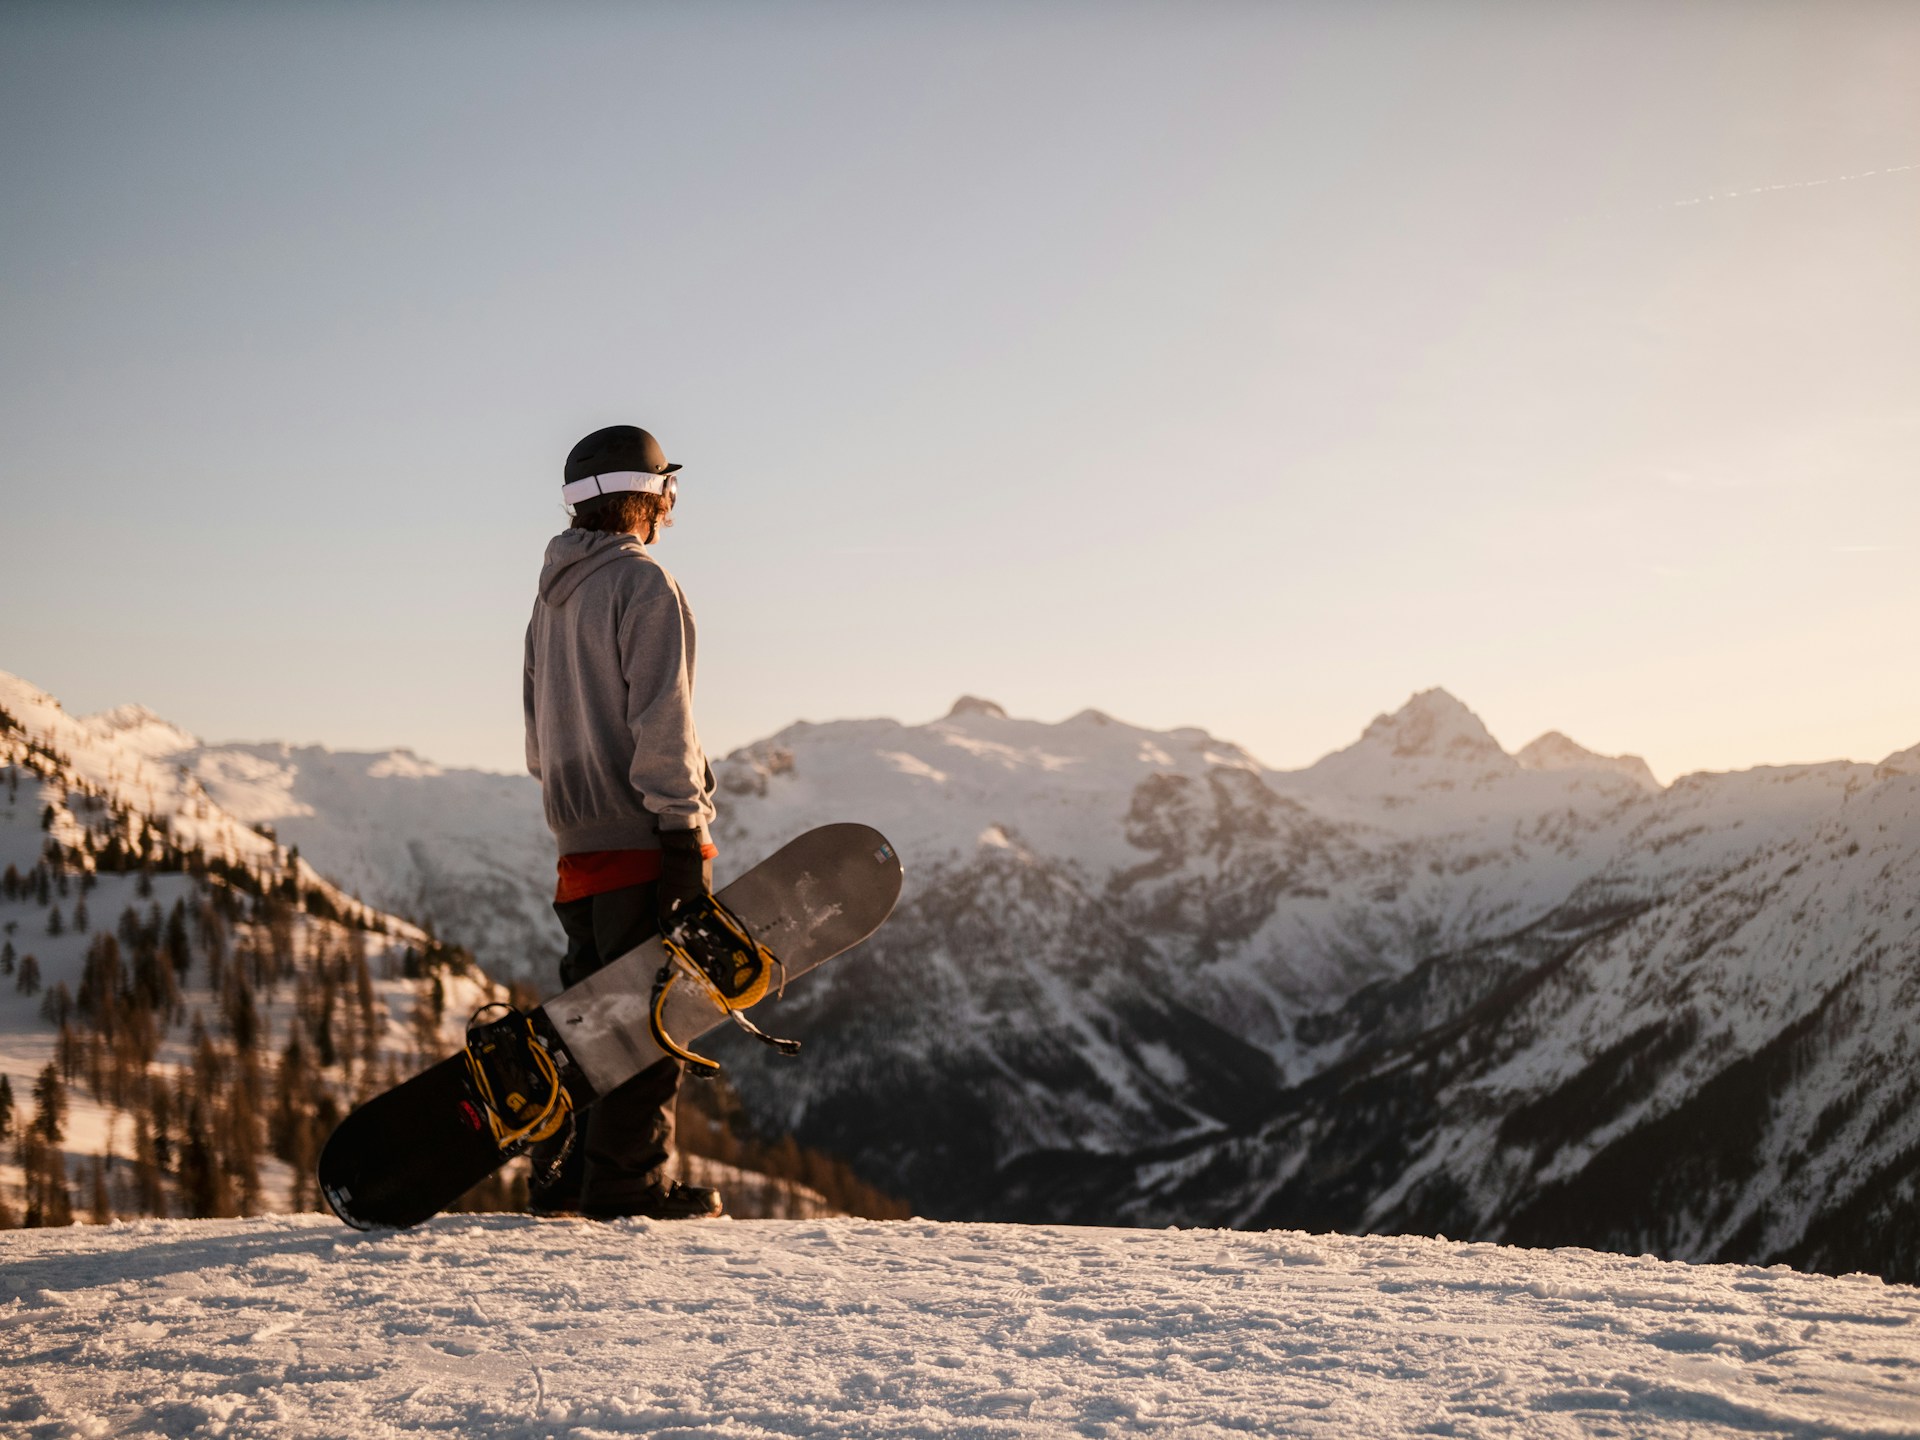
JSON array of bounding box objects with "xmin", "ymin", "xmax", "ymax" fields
[{"xmin": 569, "ymin": 490, "xmax": 672, "ymax": 536}]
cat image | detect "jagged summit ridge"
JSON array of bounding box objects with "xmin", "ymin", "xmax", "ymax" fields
[
  {"xmin": 1291, "ymin": 687, "xmax": 1517, "ymax": 798},
  {"xmin": 1286, "ymin": 690, "xmax": 1669, "ymax": 804},
  {"xmin": 1360, "ymin": 688, "xmax": 1507, "ymax": 761}
]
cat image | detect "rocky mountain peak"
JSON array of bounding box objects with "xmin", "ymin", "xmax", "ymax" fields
[
  {"xmin": 1357, "ymin": 688, "xmax": 1507, "ymax": 763},
  {"xmin": 1516, "ymin": 731, "xmax": 1661, "ymax": 790}
]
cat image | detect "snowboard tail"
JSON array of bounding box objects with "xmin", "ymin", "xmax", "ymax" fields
[{"xmin": 318, "ymin": 823, "xmax": 903, "ymax": 1230}]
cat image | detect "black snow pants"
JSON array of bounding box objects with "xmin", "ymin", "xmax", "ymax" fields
[{"xmin": 529, "ymin": 867, "xmax": 706, "ymax": 1214}]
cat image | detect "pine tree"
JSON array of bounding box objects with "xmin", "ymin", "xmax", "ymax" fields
[
  {"xmin": 0, "ymin": 1073, "xmax": 13, "ymax": 1141},
  {"xmin": 15, "ymin": 952, "xmax": 40, "ymax": 995},
  {"xmin": 352, "ymin": 943, "xmax": 379, "ymax": 1074},
  {"xmin": 54, "ymin": 1022, "xmax": 82, "ymax": 1085},
  {"xmin": 193, "ymin": 898, "xmax": 226, "ymax": 982},
  {"xmin": 33, "ymin": 1062, "xmax": 65, "ymax": 1143},
  {"xmin": 106, "ymin": 1004, "xmax": 154, "ymax": 1112},
  {"xmin": 72, "ymin": 898, "xmax": 89, "ymax": 934},
  {"xmin": 15, "ymin": 1126, "xmax": 73, "ymax": 1228},
  {"xmin": 131, "ymin": 1113, "xmax": 165, "ymax": 1216},
  {"xmin": 88, "ymin": 1153, "xmax": 111, "ymax": 1225},
  {"xmin": 42, "ymin": 1158, "xmax": 74, "ymax": 1226},
  {"xmin": 225, "ymin": 1057, "xmax": 264, "ymax": 1215},
  {"xmin": 149, "ymin": 1075, "xmax": 174, "ymax": 1171},
  {"xmin": 164, "ymin": 899, "xmax": 190, "ymax": 978},
  {"xmin": 225, "ymin": 969, "xmax": 259, "ymax": 1052},
  {"xmin": 16, "ymin": 1063, "xmax": 75, "ymax": 1227},
  {"xmin": 1, "ymin": 939, "xmax": 13, "ymax": 975},
  {"xmin": 270, "ymin": 1026, "xmax": 312, "ymax": 1164},
  {"xmin": 77, "ymin": 933, "xmax": 123, "ymax": 1028},
  {"xmin": 39, "ymin": 980, "xmax": 72, "ymax": 1028},
  {"xmin": 313, "ymin": 974, "xmax": 341, "ymax": 1069},
  {"xmin": 117, "ymin": 904, "xmax": 140, "ymax": 951},
  {"xmin": 207, "ymin": 933, "xmax": 229, "ymax": 996},
  {"xmin": 266, "ymin": 902, "xmax": 296, "ymax": 985},
  {"xmin": 46, "ymin": 904, "xmax": 64, "ymax": 936},
  {"xmin": 81, "ymin": 1028, "xmax": 105, "ymax": 1099},
  {"xmin": 177, "ymin": 1101, "xmax": 221, "ymax": 1219}
]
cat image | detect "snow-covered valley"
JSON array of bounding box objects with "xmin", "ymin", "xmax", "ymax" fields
[{"xmin": 6, "ymin": 1213, "xmax": 1919, "ymax": 1439}]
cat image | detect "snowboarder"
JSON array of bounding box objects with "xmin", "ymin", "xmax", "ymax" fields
[{"xmin": 522, "ymin": 423, "xmax": 723, "ymax": 1220}]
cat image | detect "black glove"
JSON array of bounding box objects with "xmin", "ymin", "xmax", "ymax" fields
[{"xmin": 656, "ymin": 828, "xmax": 709, "ymax": 930}]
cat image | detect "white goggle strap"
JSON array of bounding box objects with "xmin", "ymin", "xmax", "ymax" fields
[{"xmin": 560, "ymin": 471, "xmax": 676, "ymax": 506}]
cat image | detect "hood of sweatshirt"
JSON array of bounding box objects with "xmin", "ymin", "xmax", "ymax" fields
[{"xmin": 538, "ymin": 530, "xmax": 648, "ymax": 607}]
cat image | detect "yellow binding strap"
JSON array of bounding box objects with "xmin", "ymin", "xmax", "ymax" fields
[
  {"xmin": 463, "ymin": 1007, "xmax": 574, "ymax": 1150},
  {"xmin": 649, "ymin": 958, "xmax": 724, "ymax": 1075}
]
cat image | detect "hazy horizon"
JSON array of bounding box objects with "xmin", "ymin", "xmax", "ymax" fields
[
  {"xmin": 4, "ymin": 3, "xmax": 1916, "ymax": 783},
  {"xmin": 7, "ymin": 659, "xmax": 1908, "ymax": 789}
]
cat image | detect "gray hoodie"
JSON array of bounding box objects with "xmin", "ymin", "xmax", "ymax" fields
[{"xmin": 523, "ymin": 530, "xmax": 716, "ymax": 856}]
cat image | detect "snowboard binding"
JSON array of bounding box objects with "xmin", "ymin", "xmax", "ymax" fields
[
  {"xmin": 462, "ymin": 1004, "xmax": 575, "ymax": 1155},
  {"xmin": 650, "ymin": 893, "xmax": 801, "ymax": 1076}
]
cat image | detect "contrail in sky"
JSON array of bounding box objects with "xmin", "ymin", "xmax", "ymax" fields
[{"xmin": 1672, "ymin": 163, "xmax": 1918, "ymax": 207}]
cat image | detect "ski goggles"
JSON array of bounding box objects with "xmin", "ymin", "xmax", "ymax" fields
[{"xmin": 560, "ymin": 470, "xmax": 679, "ymax": 507}]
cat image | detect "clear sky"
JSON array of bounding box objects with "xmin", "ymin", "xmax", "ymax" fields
[{"xmin": 3, "ymin": 2, "xmax": 1916, "ymax": 782}]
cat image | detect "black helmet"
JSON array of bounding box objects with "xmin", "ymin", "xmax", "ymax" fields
[{"xmin": 563, "ymin": 425, "xmax": 681, "ymax": 484}]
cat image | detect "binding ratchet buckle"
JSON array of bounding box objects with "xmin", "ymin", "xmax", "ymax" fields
[
  {"xmin": 463, "ymin": 1004, "xmax": 574, "ymax": 1152},
  {"xmin": 650, "ymin": 893, "xmax": 801, "ymax": 1076}
]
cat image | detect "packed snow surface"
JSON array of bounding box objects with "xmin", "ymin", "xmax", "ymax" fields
[{"xmin": 6, "ymin": 1217, "xmax": 1920, "ymax": 1438}]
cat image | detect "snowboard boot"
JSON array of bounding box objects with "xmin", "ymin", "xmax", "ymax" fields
[{"xmin": 583, "ymin": 1181, "xmax": 723, "ymax": 1221}]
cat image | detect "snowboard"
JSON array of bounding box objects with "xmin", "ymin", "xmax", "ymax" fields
[{"xmin": 318, "ymin": 822, "xmax": 903, "ymax": 1229}]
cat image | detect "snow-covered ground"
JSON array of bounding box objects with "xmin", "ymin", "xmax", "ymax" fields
[{"xmin": 5, "ymin": 1217, "xmax": 1919, "ymax": 1438}]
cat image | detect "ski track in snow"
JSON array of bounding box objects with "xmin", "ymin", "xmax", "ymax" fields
[{"xmin": 4, "ymin": 1217, "xmax": 1919, "ymax": 1439}]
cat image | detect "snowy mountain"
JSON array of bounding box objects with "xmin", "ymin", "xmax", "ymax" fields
[
  {"xmin": 704, "ymin": 690, "xmax": 1920, "ymax": 1284},
  {"xmin": 704, "ymin": 690, "xmax": 1667, "ymax": 1212},
  {"xmin": 0, "ymin": 675, "xmax": 557, "ymax": 984},
  {"xmin": 0, "ymin": 676, "xmax": 507, "ymax": 1226},
  {"xmin": 987, "ymin": 752, "xmax": 1920, "ymax": 1287},
  {"xmin": 184, "ymin": 740, "xmax": 554, "ymax": 975},
  {"xmin": 8, "ymin": 1214, "xmax": 1919, "ymax": 1437},
  {"xmin": 9, "ymin": 665, "xmax": 1918, "ymax": 1283}
]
